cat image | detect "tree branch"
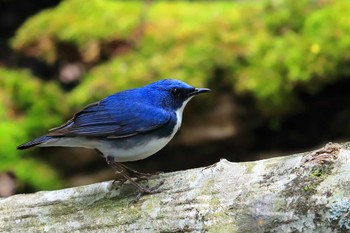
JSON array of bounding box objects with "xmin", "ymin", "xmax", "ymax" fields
[{"xmin": 1, "ymin": 142, "xmax": 350, "ymax": 232}]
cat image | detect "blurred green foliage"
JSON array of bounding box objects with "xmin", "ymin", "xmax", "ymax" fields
[
  {"xmin": 12, "ymin": 0, "xmax": 350, "ymax": 113},
  {"xmin": 2, "ymin": 0, "xmax": 350, "ymax": 190},
  {"xmin": 0, "ymin": 68, "xmax": 67, "ymax": 189}
]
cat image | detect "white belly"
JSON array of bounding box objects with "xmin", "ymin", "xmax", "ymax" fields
[{"xmin": 100, "ymin": 135, "xmax": 175, "ymax": 162}]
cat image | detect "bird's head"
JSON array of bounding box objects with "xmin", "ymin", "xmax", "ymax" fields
[{"xmin": 144, "ymin": 79, "xmax": 210, "ymax": 111}]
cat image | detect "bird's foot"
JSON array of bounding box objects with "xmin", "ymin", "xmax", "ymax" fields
[
  {"xmin": 129, "ymin": 180, "xmax": 164, "ymax": 204},
  {"xmin": 105, "ymin": 157, "xmax": 164, "ymax": 204},
  {"xmin": 111, "ymin": 177, "xmax": 126, "ymax": 186},
  {"xmin": 111, "ymin": 169, "xmax": 128, "ymax": 186}
]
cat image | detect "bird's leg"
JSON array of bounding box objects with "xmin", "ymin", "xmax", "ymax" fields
[
  {"xmin": 116, "ymin": 162, "xmax": 162, "ymax": 179},
  {"xmin": 106, "ymin": 156, "xmax": 163, "ymax": 202}
]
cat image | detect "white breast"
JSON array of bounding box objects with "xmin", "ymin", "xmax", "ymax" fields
[
  {"xmin": 173, "ymin": 97, "xmax": 193, "ymax": 133},
  {"xmin": 106, "ymin": 97, "xmax": 194, "ymax": 162}
]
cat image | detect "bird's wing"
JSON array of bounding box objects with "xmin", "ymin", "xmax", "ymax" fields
[{"xmin": 48, "ymin": 99, "xmax": 172, "ymax": 138}]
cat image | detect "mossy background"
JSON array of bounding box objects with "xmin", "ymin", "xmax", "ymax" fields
[{"xmin": 1, "ymin": 0, "xmax": 350, "ymax": 194}]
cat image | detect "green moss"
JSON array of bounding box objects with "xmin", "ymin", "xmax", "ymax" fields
[
  {"xmin": 282, "ymin": 161, "xmax": 335, "ymax": 215},
  {"xmin": 303, "ymin": 163, "xmax": 334, "ymax": 195},
  {"xmin": 309, "ymin": 163, "xmax": 334, "ymax": 179},
  {"xmin": 303, "ymin": 184, "xmax": 318, "ymax": 194}
]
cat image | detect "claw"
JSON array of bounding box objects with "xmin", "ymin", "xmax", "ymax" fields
[
  {"xmin": 129, "ymin": 181, "xmax": 164, "ymax": 205},
  {"xmin": 111, "ymin": 178, "xmax": 125, "ymax": 186},
  {"xmin": 106, "ymin": 156, "xmax": 164, "ymax": 203},
  {"xmin": 129, "ymin": 193, "xmax": 142, "ymax": 205}
]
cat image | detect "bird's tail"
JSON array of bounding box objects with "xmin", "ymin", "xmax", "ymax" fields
[{"xmin": 17, "ymin": 135, "xmax": 53, "ymax": 150}]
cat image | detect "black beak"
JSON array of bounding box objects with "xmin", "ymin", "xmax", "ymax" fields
[{"xmin": 188, "ymin": 87, "xmax": 211, "ymax": 97}]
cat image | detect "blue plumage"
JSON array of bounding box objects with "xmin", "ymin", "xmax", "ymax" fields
[
  {"xmin": 48, "ymin": 97, "xmax": 172, "ymax": 138},
  {"xmin": 18, "ymin": 79, "xmax": 208, "ymax": 149},
  {"xmin": 17, "ymin": 79, "xmax": 210, "ymax": 198},
  {"xmin": 17, "ymin": 135, "xmax": 53, "ymax": 149}
]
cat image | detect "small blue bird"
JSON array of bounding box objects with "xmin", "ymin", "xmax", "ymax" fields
[{"xmin": 18, "ymin": 79, "xmax": 210, "ymax": 198}]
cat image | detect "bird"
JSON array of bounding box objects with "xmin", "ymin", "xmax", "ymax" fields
[{"xmin": 17, "ymin": 79, "xmax": 210, "ymax": 199}]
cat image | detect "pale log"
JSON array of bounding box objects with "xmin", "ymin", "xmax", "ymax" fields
[{"xmin": 1, "ymin": 143, "xmax": 350, "ymax": 232}]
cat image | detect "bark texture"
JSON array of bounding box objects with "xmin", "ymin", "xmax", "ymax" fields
[{"xmin": 1, "ymin": 142, "xmax": 350, "ymax": 232}]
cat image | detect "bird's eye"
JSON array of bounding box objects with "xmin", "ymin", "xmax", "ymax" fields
[{"xmin": 171, "ymin": 88, "xmax": 182, "ymax": 97}]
